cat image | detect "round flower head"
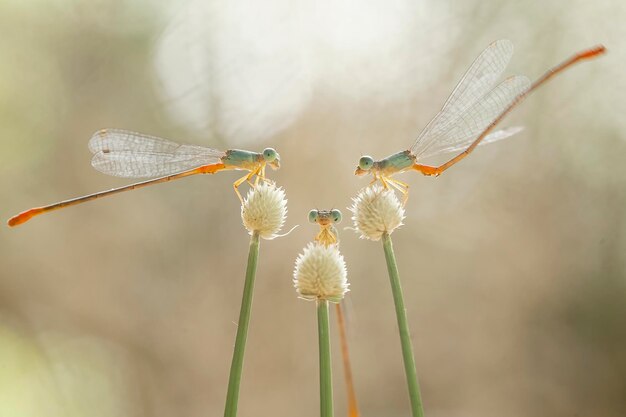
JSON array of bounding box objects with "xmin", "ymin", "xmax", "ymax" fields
[
  {"xmin": 349, "ymin": 185, "xmax": 405, "ymax": 241},
  {"xmin": 294, "ymin": 242, "xmax": 349, "ymax": 303},
  {"xmin": 241, "ymin": 182, "xmax": 287, "ymax": 239}
]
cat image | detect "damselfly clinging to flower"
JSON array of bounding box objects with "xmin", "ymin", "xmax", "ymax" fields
[
  {"xmin": 8, "ymin": 129, "xmax": 281, "ymax": 227},
  {"xmin": 309, "ymin": 209, "xmax": 342, "ymax": 246},
  {"xmin": 355, "ymin": 40, "xmax": 606, "ymax": 202},
  {"xmin": 305, "ymin": 208, "xmax": 359, "ymax": 417}
]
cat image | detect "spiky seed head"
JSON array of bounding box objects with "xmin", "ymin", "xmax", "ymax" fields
[
  {"xmin": 241, "ymin": 182, "xmax": 287, "ymax": 239},
  {"xmin": 349, "ymin": 185, "xmax": 405, "ymax": 241},
  {"xmin": 293, "ymin": 242, "xmax": 349, "ymax": 303}
]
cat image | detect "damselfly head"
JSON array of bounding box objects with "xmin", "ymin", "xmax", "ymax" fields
[
  {"xmin": 309, "ymin": 209, "xmax": 342, "ymax": 226},
  {"xmin": 263, "ymin": 148, "xmax": 281, "ymax": 170},
  {"xmin": 355, "ymin": 156, "xmax": 374, "ymax": 176}
]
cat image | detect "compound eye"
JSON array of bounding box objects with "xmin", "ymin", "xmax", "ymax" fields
[
  {"xmin": 330, "ymin": 209, "xmax": 342, "ymax": 223},
  {"xmin": 263, "ymin": 148, "xmax": 277, "ymax": 162},
  {"xmin": 358, "ymin": 156, "xmax": 374, "ymax": 171},
  {"xmin": 308, "ymin": 209, "xmax": 319, "ymax": 223}
]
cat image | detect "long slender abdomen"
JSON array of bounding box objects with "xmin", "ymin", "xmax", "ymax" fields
[
  {"xmin": 8, "ymin": 208, "xmax": 44, "ymax": 227},
  {"xmin": 7, "ymin": 162, "xmax": 228, "ymax": 227}
]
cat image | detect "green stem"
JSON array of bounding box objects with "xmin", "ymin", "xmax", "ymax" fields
[
  {"xmin": 224, "ymin": 231, "xmax": 260, "ymax": 417},
  {"xmin": 382, "ymin": 232, "xmax": 424, "ymax": 417},
  {"xmin": 317, "ymin": 299, "xmax": 334, "ymax": 417}
]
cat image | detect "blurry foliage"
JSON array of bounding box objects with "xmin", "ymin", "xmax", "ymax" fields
[{"xmin": 0, "ymin": 322, "xmax": 132, "ymax": 417}]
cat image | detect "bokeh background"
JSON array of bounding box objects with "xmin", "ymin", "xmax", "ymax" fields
[{"xmin": 1, "ymin": 1, "xmax": 625, "ymax": 416}]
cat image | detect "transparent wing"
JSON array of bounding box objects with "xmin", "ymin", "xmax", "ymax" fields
[
  {"xmin": 411, "ymin": 39, "xmax": 514, "ymax": 155},
  {"xmin": 414, "ymin": 75, "xmax": 531, "ymax": 160},
  {"xmin": 89, "ymin": 129, "xmax": 225, "ymax": 178},
  {"xmin": 420, "ymin": 126, "xmax": 524, "ymax": 160}
]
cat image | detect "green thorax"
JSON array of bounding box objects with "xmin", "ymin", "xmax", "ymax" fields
[
  {"xmin": 222, "ymin": 149, "xmax": 262, "ymax": 169},
  {"xmin": 375, "ymin": 150, "xmax": 416, "ymax": 175}
]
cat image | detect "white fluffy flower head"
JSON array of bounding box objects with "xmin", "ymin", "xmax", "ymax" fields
[
  {"xmin": 293, "ymin": 242, "xmax": 349, "ymax": 303},
  {"xmin": 349, "ymin": 185, "xmax": 405, "ymax": 241},
  {"xmin": 241, "ymin": 182, "xmax": 287, "ymax": 239}
]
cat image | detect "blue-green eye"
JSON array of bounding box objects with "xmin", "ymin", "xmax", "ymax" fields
[
  {"xmin": 263, "ymin": 148, "xmax": 277, "ymax": 162},
  {"xmin": 308, "ymin": 209, "xmax": 319, "ymax": 223},
  {"xmin": 358, "ymin": 156, "xmax": 374, "ymax": 170},
  {"xmin": 330, "ymin": 209, "xmax": 342, "ymax": 223}
]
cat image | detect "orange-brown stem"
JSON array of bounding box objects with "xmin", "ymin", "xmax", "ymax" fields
[{"xmin": 335, "ymin": 303, "xmax": 360, "ymax": 417}]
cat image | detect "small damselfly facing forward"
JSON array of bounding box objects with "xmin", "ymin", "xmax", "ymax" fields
[
  {"xmin": 355, "ymin": 40, "xmax": 606, "ymax": 202},
  {"xmin": 309, "ymin": 208, "xmax": 343, "ymax": 246},
  {"xmin": 8, "ymin": 129, "xmax": 281, "ymax": 227}
]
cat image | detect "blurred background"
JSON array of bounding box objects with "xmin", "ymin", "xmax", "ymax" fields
[{"xmin": 1, "ymin": 0, "xmax": 625, "ymax": 416}]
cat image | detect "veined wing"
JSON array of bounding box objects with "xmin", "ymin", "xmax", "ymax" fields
[
  {"xmin": 411, "ymin": 40, "xmax": 514, "ymax": 155},
  {"xmin": 414, "ymin": 75, "xmax": 530, "ymax": 160},
  {"xmin": 420, "ymin": 126, "xmax": 524, "ymax": 160},
  {"xmin": 89, "ymin": 129, "xmax": 225, "ymax": 178}
]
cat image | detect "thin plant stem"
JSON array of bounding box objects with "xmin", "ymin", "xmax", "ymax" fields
[
  {"xmin": 318, "ymin": 299, "xmax": 334, "ymax": 417},
  {"xmin": 382, "ymin": 232, "xmax": 424, "ymax": 417},
  {"xmin": 224, "ymin": 231, "xmax": 260, "ymax": 417},
  {"xmin": 335, "ymin": 303, "xmax": 359, "ymax": 417}
]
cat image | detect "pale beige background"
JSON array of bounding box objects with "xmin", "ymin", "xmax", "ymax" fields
[{"xmin": 1, "ymin": 1, "xmax": 625, "ymax": 416}]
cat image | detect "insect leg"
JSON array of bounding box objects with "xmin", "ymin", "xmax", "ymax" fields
[{"xmin": 386, "ymin": 177, "xmax": 410, "ymax": 205}]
